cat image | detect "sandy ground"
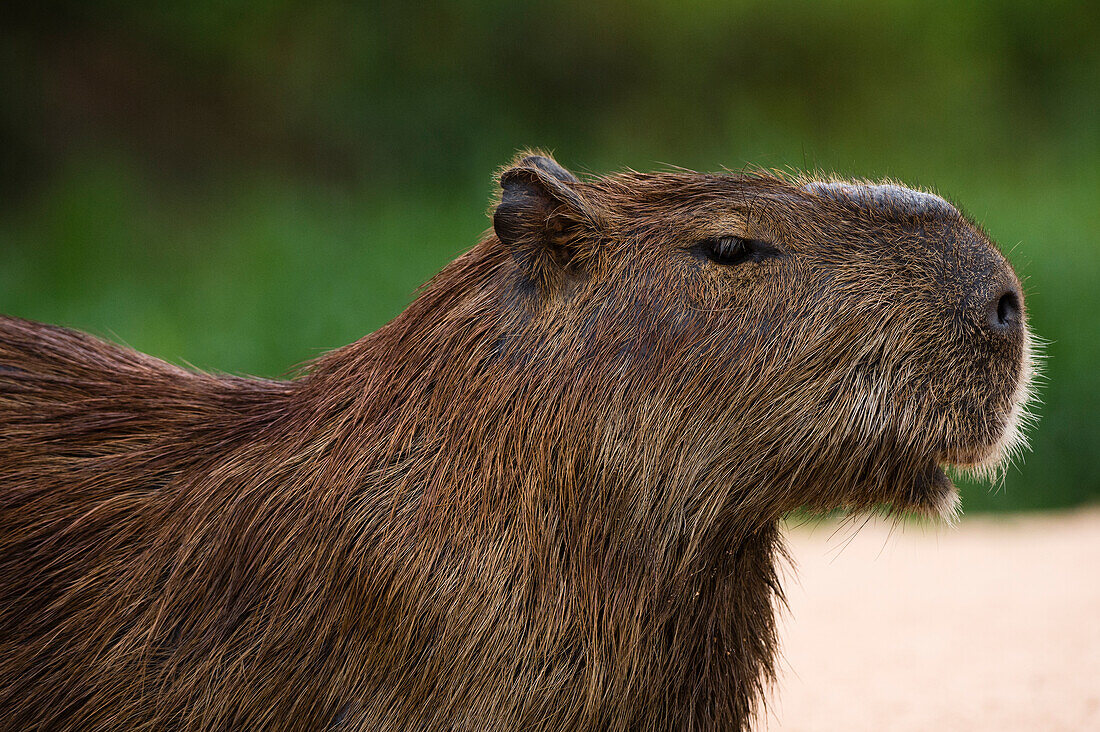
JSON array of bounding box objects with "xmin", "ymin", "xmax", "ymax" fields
[{"xmin": 764, "ymin": 509, "xmax": 1100, "ymax": 731}]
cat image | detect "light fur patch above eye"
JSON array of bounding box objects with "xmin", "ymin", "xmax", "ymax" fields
[{"xmin": 805, "ymin": 181, "xmax": 956, "ymax": 218}]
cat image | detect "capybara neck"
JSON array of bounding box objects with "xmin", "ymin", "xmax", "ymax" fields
[{"xmin": 298, "ymin": 243, "xmax": 785, "ymax": 724}]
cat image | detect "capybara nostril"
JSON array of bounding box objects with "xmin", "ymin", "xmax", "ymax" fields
[{"xmin": 988, "ymin": 287, "xmax": 1022, "ymax": 333}]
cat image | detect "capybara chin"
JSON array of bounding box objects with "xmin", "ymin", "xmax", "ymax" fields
[{"xmin": 0, "ymin": 152, "xmax": 1036, "ymax": 731}]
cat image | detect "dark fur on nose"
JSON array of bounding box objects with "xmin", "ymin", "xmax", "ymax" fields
[{"xmin": 807, "ymin": 180, "xmax": 1023, "ymax": 338}]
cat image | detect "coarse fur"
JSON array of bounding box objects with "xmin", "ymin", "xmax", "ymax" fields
[{"xmin": 0, "ymin": 152, "xmax": 1036, "ymax": 731}]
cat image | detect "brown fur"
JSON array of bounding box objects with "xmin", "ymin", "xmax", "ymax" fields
[{"xmin": 0, "ymin": 153, "xmax": 1034, "ymax": 730}]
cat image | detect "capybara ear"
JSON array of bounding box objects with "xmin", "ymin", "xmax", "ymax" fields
[{"xmin": 493, "ymin": 153, "xmax": 603, "ymax": 291}]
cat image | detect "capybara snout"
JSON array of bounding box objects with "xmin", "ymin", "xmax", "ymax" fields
[
  {"xmin": 805, "ymin": 180, "xmax": 1031, "ymax": 472},
  {"xmin": 796, "ymin": 179, "xmax": 1032, "ymax": 471}
]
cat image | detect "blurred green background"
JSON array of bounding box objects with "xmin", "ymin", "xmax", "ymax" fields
[{"xmin": 0, "ymin": 1, "xmax": 1096, "ymax": 511}]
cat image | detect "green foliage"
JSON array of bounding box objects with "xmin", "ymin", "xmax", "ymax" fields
[{"xmin": 0, "ymin": 1, "xmax": 1096, "ymax": 510}]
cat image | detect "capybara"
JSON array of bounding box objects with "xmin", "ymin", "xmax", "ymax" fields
[{"xmin": 0, "ymin": 153, "xmax": 1036, "ymax": 730}]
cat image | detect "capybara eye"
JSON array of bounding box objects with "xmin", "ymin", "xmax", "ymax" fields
[{"xmin": 700, "ymin": 236, "xmax": 778, "ymax": 266}]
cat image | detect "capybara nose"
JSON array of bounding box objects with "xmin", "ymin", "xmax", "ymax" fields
[{"xmin": 986, "ymin": 285, "xmax": 1022, "ymax": 334}]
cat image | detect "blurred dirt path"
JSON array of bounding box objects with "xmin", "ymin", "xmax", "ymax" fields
[{"xmin": 765, "ymin": 509, "xmax": 1100, "ymax": 731}]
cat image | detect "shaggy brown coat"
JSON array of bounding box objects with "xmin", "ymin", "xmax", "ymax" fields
[{"xmin": 0, "ymin": 153, "xmax": 1034, "ymax": 730}]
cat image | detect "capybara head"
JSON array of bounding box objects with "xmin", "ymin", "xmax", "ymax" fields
[{"xmin": 490, "ymin": 152, "xmax": 1036, "ymax": 523}]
